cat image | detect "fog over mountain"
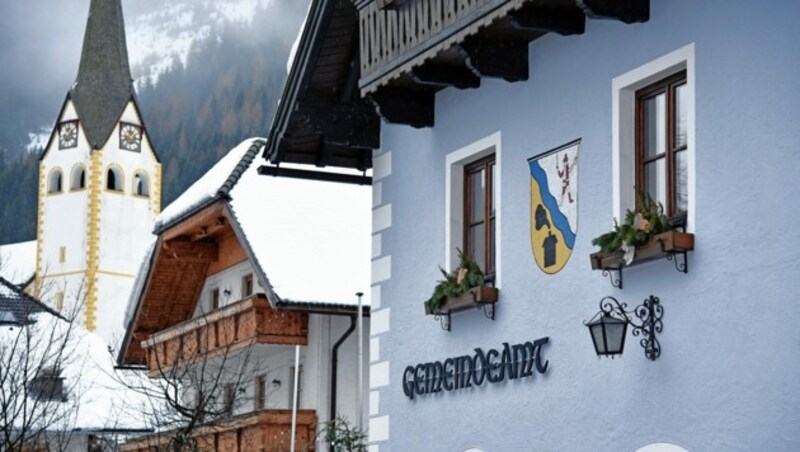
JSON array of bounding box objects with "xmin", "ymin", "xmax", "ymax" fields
[{"xmin": 0, "ymin": 0, "xmax": 310, "ymax": 244}]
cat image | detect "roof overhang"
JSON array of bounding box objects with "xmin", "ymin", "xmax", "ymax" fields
[
  {"xmin": 262, "ymin": 0, "xmax": 379, "ymax": 182},
  {"xmin": 118, "ymin": 202, "xmax": 227, "ymax": 365}
]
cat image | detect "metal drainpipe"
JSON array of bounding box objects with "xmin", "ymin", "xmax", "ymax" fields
[{"xmin": 330, "ymin": 314, "xmax": 357, "ymax": 423}]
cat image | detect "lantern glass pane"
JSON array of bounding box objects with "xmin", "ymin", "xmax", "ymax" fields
[
  {"xmin": 605, "ymin": 321, "xmax": 627, "ymax": 354},
  {"xmin": 589, "ymin": 322, "xmax": 607, "ymax": 355}
]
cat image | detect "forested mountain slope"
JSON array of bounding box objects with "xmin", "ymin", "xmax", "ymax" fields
[{"xmin": 0, "ymin": 0, "xmax": 306, "ymax": 244}]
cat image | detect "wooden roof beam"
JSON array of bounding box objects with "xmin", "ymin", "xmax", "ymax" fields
[
  {"xmin": 411, "ymin": 61, "xmax": 481, "ymax": 90},
  {"xmin": 294, "ymin": 101, "xmax": 380, "ymax": 149},
  {"xmin": 190, "ymin": 217, "xmax": 227, "ymax": 241},
  {"xmin": 161, "ymin": 240, "xmax": 218, "ymax": 262},
  {"xmin": 509, "ymin": 1, "xmax": 586, "ymax": 35},
  {"xmin": 461, "ymin": 37, "xmax": 529, "ymax": 83},
  {"xmin": 580, "ymin": 0, "xmax": 649, "ymax": 24},
  {"xmin": 367, "ymin": 87, "xmax": 435, "ymax": 129}
]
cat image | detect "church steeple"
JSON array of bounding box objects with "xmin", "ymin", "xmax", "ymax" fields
[{"xmin": 71, "ymin": 0, "xmax": 134, "ymax": 150}]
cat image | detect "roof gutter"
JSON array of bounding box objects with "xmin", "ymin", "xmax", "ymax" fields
[
  {"xmin": 275, "ymin": 300, "xmax": 371, "ymax": 317},
  {"xmin": 330, "ymin": 314, "xmax": 357, "ymax": 424}
]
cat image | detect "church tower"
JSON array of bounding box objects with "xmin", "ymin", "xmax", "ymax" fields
[{"xmin": 36, "ymin": 0, "xmax": 161, "ymax": 345}]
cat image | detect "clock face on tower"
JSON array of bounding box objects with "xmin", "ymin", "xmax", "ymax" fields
[
  {"xmin": 58, "ymin": 121, "xmax": 79, "ymax": 149},
  {"xmin": 119, "ymin": 122, "xmax": 142, "ymax": 152}
]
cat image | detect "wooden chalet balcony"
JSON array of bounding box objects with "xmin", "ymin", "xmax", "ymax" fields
[
  {"xmin": 356, "ymin": 0, "xmax": 649, "ymax": 127},
  {"xmin": 358, "ymin": 0, "xmax": 530, "ymax": 93},
  {"xmin": 143, "ymin": 294, "xmax": 308, "ymax": 376},
  {"xmin": 121, "ymin": 409, "xmax": 318, "ymax": 452}
]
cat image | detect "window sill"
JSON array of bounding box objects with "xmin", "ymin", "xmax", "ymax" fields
[{"xmin": 590, "ymin": 230, "xmax": 694, "ymax": 289}]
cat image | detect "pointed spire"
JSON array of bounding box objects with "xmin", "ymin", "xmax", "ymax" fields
[{"xmin": 71, "ymin": 0, "xmax": 135, "ymax": 149}]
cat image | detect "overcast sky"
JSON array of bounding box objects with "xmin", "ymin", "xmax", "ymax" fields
[
  {"xmin": 0, "ymin": 0, "xmax": 298, "ymax": 152},
  {"xmin": 0, "ymin": 2, "xmax": 159, "ymax": 122}
]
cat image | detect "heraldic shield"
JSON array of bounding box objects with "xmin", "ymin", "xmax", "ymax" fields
[{"xmin": 528, "ymin": 139, "xmax": 579, "ymax": 274}]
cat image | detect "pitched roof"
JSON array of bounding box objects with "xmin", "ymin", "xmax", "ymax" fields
[
  {"xmin": 71, "ymin": 0, "xmax": 135, "ymax": 150},
  {"xmin": 152, "ymin": 138, "xmax": 371, "ymax": 307},
  {"xmin": 153, "ymin": 139, "xmax": 265, "ymax": 234},
  {"xmin": 262, "ymin": 0, "xmax": 378, "ymax": 177},
  {"xmin": 0, "ymin": 277, "xmax": 61, "ymax": 326}
]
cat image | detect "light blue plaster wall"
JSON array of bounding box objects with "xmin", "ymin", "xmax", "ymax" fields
[{"xmin": 374, "ymin": 1, "xmax": 800, "ymax": 450}]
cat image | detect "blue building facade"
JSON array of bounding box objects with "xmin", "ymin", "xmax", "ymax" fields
[{"xmin": 363, "ymin": 1, "xmax": 800, "ymax": 450}]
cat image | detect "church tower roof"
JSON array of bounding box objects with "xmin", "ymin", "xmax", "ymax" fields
[{"xmin": 71, "ymin": 0, "xmax": 134, "ymax": 150}]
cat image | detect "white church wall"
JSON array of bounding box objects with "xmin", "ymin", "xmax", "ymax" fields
[
  {"xmin": 38, "ymin": 100, "xmax": 92, "ymax": 309},
  {"xmin": 37, "ymin": 99, "xmax": 160, "ymax": 343}
]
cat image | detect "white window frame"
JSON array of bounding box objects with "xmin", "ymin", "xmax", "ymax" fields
[
  {"xmin": 612, "ymin": 43, "xmax": 695, "ymax": 232},
  {"xmin": 444, "ymin": 131, "xmax": 502, "ymax": 286}
]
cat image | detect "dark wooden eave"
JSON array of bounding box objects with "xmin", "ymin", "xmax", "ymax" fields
[
  {"xmin": 357, "ymin": 0, "xmax": 650, "ymax": 128},
  {"xmin": 262, "ymin": 0, "xmax": 379, "ymax": 182}
]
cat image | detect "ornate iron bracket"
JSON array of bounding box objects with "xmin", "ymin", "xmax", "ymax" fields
[
  {"xmin": 479, "ymin": 301, "xmax": 495, "ymax": 321},
  {"xmin": 434, "ymin": 313, "xmax": 451, "ymax": 332},
  {"xmin": 598, "ymin": 295, "xmax": 664, "ymax": 361},
  {"xmin": 657, "ymin": 238, "xmax": 688, "ymax": 274},
  {"xmin": 602, "ymin": 268, "xmax": 623, "ymax": 289}
]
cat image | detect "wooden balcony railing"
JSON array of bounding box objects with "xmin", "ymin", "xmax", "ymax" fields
[
  {"xmin": 121, "ymin": 409, "xmax": 318, "ymax": 452},
  {"xmin": 357, "ymin": 0, "xmax": 525, "ymax": 93},
  {"xmin": 143, "ymin": 294, "xmax": 308, "ymax": 376}
]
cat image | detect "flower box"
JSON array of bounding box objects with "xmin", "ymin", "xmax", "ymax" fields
[
  {"xmin": 590, "ymin": 230, "xmax": 695, "ymax": 270},
  {"xmin": 424, "ymin": 286, "xmax": 499, "ymax": 316}
]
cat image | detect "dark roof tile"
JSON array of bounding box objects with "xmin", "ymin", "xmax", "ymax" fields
[{"xmin": 71, "ymin": 0, "xmax": 135, "ymax": 150}]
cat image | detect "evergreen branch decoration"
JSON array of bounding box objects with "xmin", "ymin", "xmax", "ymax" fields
[
  {"xmin": 425, "ymin": 249, "xmax": 486, "ymax": 311},
  {"xmin": 591, "ymin": 190, "xmax": 674, "ymax": 254}
]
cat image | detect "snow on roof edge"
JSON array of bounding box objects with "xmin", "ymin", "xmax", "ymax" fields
[{"xmin": 153, "ymin": 138, "xmax": 265, "ymax": 233}]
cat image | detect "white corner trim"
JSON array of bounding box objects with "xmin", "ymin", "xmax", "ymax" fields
[
  {"xmin": 373, "ymin": 151, "xmax": 392, "ymax": 181},
  {"xmin": 370, "ymin": 284, "xmax": 382, "ymax": 310},
  {"xmin": 612, "ymin": 43, "xmax": 695, "ymax": 232},
  {"xmin": 369, "ymin": 415, "xmax": 390, "ymax": 443},
  {"xmin": 370, "ymin": 361, "xmax": 390, "ymax": 388},
  {"xmin": 370, "ymin": 336, "xmax": 380, "ymax": 363},
  {"xmin": 370, "ymin": 307, "xmax": 390, "ymax": 336},
  {"xmin": 372, "ymin": 181, "xmax": 383, "ymax": 207},
  {"xmin": 444, "ymin": 131, "xmax": 502, "ymax": 286},
  {"xmin": 369, "ymin": 390, "xmax": 381, "ymax": 415},
  {"xmin": 371, "ymin": 256, "xmax": 391, "ymax": 285},
  {"xmin": 371, "ymin": 233, "xmax": 382, "ymax": 259},
  {"xmin": 372, "ymin": 204, "xmax": 392, "ymax": 234}
]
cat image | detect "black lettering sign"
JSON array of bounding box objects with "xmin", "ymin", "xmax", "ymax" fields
[{"xmin": 401, "ymin": 337, "xmax": 551, "ymax": 399}]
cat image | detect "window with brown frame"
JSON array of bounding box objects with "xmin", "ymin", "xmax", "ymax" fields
[
  {"xmin": 255, "ymin": 375, "xmax": 266, "ymax": 410},
  {"xmin": 241, "ymin": 274, "xmax": 254, "ymax": 298},
  {"xmin": 211, "ymin": 288, "xmax": 220, "ymax": 310},
  {"xmin": 464, "ymin": 155, "xmax": 496, "ymax": 276},
  {"xmin": 223, "ymin": 384, "xmax": 234, "ymax": 417},
  {"xmin": 636, "ymin": 71, "xmax": 688, "ymax": 220}
]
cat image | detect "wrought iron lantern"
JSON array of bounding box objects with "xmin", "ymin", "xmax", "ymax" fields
[{"xmin": 584, "ymin": 295, "xmax": 663, "ymax": 361}]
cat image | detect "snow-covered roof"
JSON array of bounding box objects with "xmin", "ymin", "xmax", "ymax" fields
[
  {"xmin": 1, "ymin": 311, "xmax": 151, "ymax": 432},
  {"xmin": 154, "ymin": 139, "xmax": 259, "ymax": 232},
  {"xmin": 0, "ymin": 277, "xmax": 58, "ymax": 325},
  {"xmin": 123, "ymin": 238, "xmax": 158, "ymax": 330},
  {"xmin": 152, "ymin": 138, "xmax": 371, "ymax": 307},
  {"xmin": 286, "ymin": 2, "xmax": 311, "ymax": 75},
  {"xmin": 0, "ymin": 240, "xmax": 37, "ymax": 285}
]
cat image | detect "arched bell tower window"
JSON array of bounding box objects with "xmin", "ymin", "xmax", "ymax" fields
[
  {"xmin": 133, "ymin": 171, "xmax": 150, "ymax": 197},
  {"xmin": 47, "ymin": 169, "xmax": 63, "ymax": 194},
  {"xmin": 106, "ymin": 166, "xmax": 124, "ymax": 192},
  {"xmin": 71, "ymin": 165, "xmax": 86, "ymax": 190}
]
